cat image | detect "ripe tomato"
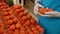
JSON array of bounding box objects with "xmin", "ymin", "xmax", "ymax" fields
[
  {"xmin": 2, "ymin": 11, "xmax": 8, "ymax": 16},
  {"xmin": 15, "ymin": 23, "xmax": 21, "ymax": 29},
  {"xmin": 33, "ymin": 30, "xmax": 39, "ymax": 34},
  {"xmin": 22, "ymin": 16, "xmax": 27, "ymax": 21},
  {"xmin": 13, "ymin": 6, "xmax": 19, "ymax": 10},
  {"xmin": 13, "ymin": 29, "xmax": 20, "ymax": 34},
  {"xmin": 9, "ymin": 15, "xmax": 14, "ymax": 19},
  {"xmin": 20, "ymin": 7, "xmax": 25, "ymax": 12},
  {"xmin": 18, "ymin": 12, "xmax": 24, "ymax": 17},
  {"xmin": 30, "ymin": 18, "xmax": 36, "ymax": 24},
  {"xmin": 24, "ymin": 20, "xmax": 31, "ymax": 26},
  {"xmin": 36, "ymin": 25, "xmax": 41, "ymax": 30},
  {"xmin": 6, "ymin": 8, "xmax": 11, "ymax": 11},
  {"xmin": 6, "ymin": 24, "xmax": 11, "ymax": 28},
  {"xmin": 3, "ymin": 16, "xmax": 10, "ymax": 21},
  {"xmin": 13, "ymin": 18, "xmax": 18, "ymax": 24},
  {"xmin": 20, "ymin": 30, "xmax": 26, "ymax": 34},
  {"xmin": 38, "ymin": 28, "xmax": 44, "ymax": 33},
  {"xmin": 23, "ymin": 10, "xmax": 28, "ymax": 16},
  {"xmin": 20, "ymin": 27, "xmax": 25, "ymax": 31},
  {"xmin": 39, "ymin": 7, "xmax": 46, "ymax": 14},
  {"xmin": 8, "ymin": 11, "xmax": 13, "ymax": 15},
  {"xmin": 8, "ymin": 29, "xmax": 13, "ymax": 34},
  {"xmin": 30, "ymin": 25, "xmax": 34, "ymax": 28},
  {"xmin": 15, "ymin": 9, "xmax": 21, "ymax": 15},
  {"xmin": 26, "ymin": 14, "xmax": 32, "ymax": 20},
  {"xmin": 9, "ymin": 24, "xmax": 15, "ymax": 30},
  {"xmin": 7, "ymin": 20, "xmax": 13, "ymax": 25}
]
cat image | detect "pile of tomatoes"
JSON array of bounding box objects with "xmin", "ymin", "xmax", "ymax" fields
[
  {"xmin": 0, "ymin": 3, "xmax": 27, "ymax": 34},
  {"xmin": 0, "ymin": 2, "xmax": 44, "ymax": 34},
  {"xmin": 12, "ymin": 5, "xmax": 44, "ymax": 34}
]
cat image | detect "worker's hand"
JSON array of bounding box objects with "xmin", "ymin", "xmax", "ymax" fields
[
  {"xmin": 45, "ymin": 11, "xmax": 60, "ymax": 17},
  {"xmin": 34, "ymin": 3, "xmax": 44, "ymax": 15},
  {"xmin": 38, "ymin": 11, "xmax": 60, "ymax": 17},
  {"xmin": 38, "ymin": 12, "xmax": 52, "ymax": 17}
]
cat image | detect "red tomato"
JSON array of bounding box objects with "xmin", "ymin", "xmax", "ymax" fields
[
  {"xmin": 15, "ymin": 23, "xmax": 21, "ymax": 29},
  {"xmin": 13, "ymin": 6, "xmax": 19, "ymax": 10},
  {"xmin": 15, "ymin": 9, "xmax": 21, "ymax": 15},
  {"xmin": 8, "ymin": 29, "xmax": 13, "ymax": 34},
  {"xmin": 7, "ymin": 20, "xmax": 13, "ymax": 25},
  {"xmin": 30, "ymin": 18, "xmax": 36, "ymax": 24},
  {"xmin": 30, "ymin": 25, "xmax": 34, "ymax": 28},
  {"xmin": 20, "ymin": 7, "xmax": 25, "ymax": 12},
  {"xmin": 20, "ymin": 30, "xmax": 26, "ymax": 34},
  {"xmin": 10, "ymin": 15, "xmax": 14, "ymax": 19},
  {"xmin": 18, "ymin": 12, "xmax": 24, "ymax": 17},
  {"xmin": 9, "ymin": 24, "xmax": 15, "ymax": 30},
  {"xmin": 22, "ymin": 16, "xmax": 27, "ymax": 21},
  {"xmin": 13, "ymin": 29, "xmax": 20, "ymax": 34},
  {"xmin": 3, "ymin": 16, "xmax": 10, "ymax": 21},
  {"xmin": 26, "ymin": 14, "xmax": 32, "ymax": 20},
  {"xmin": 36, "ymin": 25, "xmax": 41, "ymax": 30},
  {"xmin": 17, "ymin": 4, "xmax": 22, "ymax": 9},
  {"xmin": 2, "ymin": 11, "xmax": 8, "ymax": 16},
  {"xmin": 38, "ymin": 28, "xmax": 44, "ymax": 33},
  {"xmin": 33, "ymin": 30, "xmax": 39, "ymax": 34},
  {"xmin": 6, "ymin": 24, "xmax": 11, "ymax": 28},
  {"xmin": 23, "ymin": 10, "xmax": 28, "ymax": 16},
  {"xmin": 8, "ymin": 11, "xmax": 13, "ymax": 15},
  {"xmin": 7, "ymin": 8, "xmax": 11, "ymax": 11},
  {"xmin": 13, "ymin": 18, "xmax": 18, "ymax": 24},
  {"xmin": 39, "ymin": 7, "xmax": 46, "ymax": 14},
  {"xmin": 24, "ymin": 20, "xmax": 31, "ymax": 26}
]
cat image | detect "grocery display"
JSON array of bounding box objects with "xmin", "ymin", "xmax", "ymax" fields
[{"xmin": 0, "ymin": 0, "xmax": 44, "ymax": 34}]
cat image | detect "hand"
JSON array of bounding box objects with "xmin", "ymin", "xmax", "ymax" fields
[
  {"xmin": 38, "ymin": 12, "xmax": 52, "ymax": 17},
  {"xmin": 34, "ymin": 3, "xmax": 44, "ymax": 15},
  {"xmin": 45, "ymin": 11, "xmax": 60, "ymax": 17}
]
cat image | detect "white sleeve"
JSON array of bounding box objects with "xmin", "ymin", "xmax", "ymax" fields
[{"xmin": 35, "ymin": 0, "xmax": 41, "ymax": 4}]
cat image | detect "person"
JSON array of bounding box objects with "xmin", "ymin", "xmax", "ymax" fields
[{"xmin": 34, "ymin": 0, "xmax": 60, "ymax": 34}]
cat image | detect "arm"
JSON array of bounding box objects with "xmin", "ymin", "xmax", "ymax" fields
[{"xmin": 34, "ymin": 0, "xmax": 44, "ymax": 15}]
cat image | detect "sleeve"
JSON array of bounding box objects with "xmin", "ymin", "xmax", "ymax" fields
[{"xmin": 35, "ymin": 0, "xmax": 41, "ymax": 4}]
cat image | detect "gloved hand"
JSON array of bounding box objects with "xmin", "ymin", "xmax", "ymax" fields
[
  {"xmin": 38, "ymin": 7, "xmax": 53, "ymax": 17},
  {"xmin": 45, "ymin": 11, "xmax": 60, "ymax": 17},
  {"xmin": 38, "ymin": 12, "xmax": 52, "ymax": 17},
  {"xmin": 34, "ymin": 3, "xmax": 44, "ymax": 15}
]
